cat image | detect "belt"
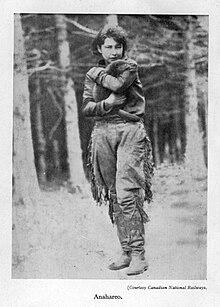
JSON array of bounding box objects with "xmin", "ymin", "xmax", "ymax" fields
[{"xmin": 96, "ymin": 111, "xmax": 143, "ymax": 124}]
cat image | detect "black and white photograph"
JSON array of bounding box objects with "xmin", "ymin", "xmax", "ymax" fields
[
  {"xmin": 12, "ymin": 13, "xmax": 208, "ymax": 280},
  {"xmin": 0, "ymin": 0, "xmax": 220, "ymax": 306}
]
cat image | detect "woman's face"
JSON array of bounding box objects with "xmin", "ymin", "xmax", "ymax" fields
[{"xmin": 98, "ymin": 37, "xmax": 123, "ymax": 64}]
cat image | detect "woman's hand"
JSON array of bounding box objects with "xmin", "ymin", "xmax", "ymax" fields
[{"xmin": 105, "ymin": 92, "xmax": 126, "ymax": 109}]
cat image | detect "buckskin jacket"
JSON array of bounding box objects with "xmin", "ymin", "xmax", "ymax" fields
[{"xmin": 82, "ymin": 57, "xmax": 146, "ymax": 121}]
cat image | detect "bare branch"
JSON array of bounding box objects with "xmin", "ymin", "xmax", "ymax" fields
[
  {"xmin": 47, "ymin": 87, "xmax": 63, "ymax": 140},
  {"xmin": 28, "ymin": 60, "xmax": 71, "ymax": 76},
  {"xmin": 64, "ymin": 16, "xmax": 98, "ymax": 37},
  {"xmin": 21, "ymin": 14, "xmax": 36, "ymax": 19},
  {"xmin": 28, "ymin": 61, "xmax": 52, "ymax": 75},
  {"xmin": 138, "ymin": 43, "xmax": 184, "ymax": 58},
  {"xmin": 68, "ymin": 30, "xmax": 95, "ymax": 38},
  {"xmin": 143, "ymin": 81, "xmax": 166, "ymax": 91},
  {"xmin": 26, "ymin": 49, "xmax": 41, "ymax": 62},
  {"xmin": 139, "ymin": 63, "xmax": 165, "ymax": 68},
  {"xmin": 70, "ymin": 62, "xmax": 95, "ymax": 67},
  {"xmin": 195, "ymin": 57, "xmax": 208, "ymax": 65},
  {"xmin": 29, "ymin": 26, "xmax": 55, "ymax": 35}
]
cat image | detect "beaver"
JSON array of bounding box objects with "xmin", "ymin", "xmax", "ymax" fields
[
  {"xmin": 92, "ymin": 59, "xmax": 131, "ymax": 102},
  {"xmin": 92, "ymin": 59, "xmax": 140, "ymax": 122}
]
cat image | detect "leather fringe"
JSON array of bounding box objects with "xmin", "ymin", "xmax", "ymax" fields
[
  {"xmin": 87, "ymin": 128, "xmax": 154, "ymax": 224},
  {"xmin": 87, "ymin": 132, "xmax": 115, "ymax": 224},
  {"xmin": 143, "ymin": 135, "xmax": 154, "ymax": 203},
  {"xmin": 134, "ymin": 194, "xmax": 150, "ymax": 223}
]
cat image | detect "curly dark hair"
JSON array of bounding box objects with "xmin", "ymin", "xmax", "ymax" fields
[{"xmin": 91, "ymin": 25, "xmax": 128, "ymax": 57}]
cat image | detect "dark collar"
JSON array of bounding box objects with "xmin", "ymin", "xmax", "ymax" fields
[{"xmin": 98, "ymin": 59, "xmax": 106, "ymax": 67}]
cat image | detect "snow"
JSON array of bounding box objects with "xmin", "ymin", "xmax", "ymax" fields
[{"xmin": 12, "ymin": 163, "xmax": 207, "ymax": 280}]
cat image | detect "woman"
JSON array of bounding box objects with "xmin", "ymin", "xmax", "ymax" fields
[{"xmin": 82, "ymin": 25, "xmax": 153, "ymax": 276}]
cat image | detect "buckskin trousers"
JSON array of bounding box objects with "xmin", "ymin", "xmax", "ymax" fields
[{"xmin": 88, "ymin": 119, "xmax": 153, "ymax": 255}]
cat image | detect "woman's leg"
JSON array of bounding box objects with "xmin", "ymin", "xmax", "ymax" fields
[
  {"xmin": 89, "ymin": 122, "xmax": 117, "ymax": 204},
  {"xmin": 115, "ymin": 122, "xmax": 149, "ymax": 274},
  {"xmin": 90, "ymin": 122, "xmax": 133, "ymax": 269}
]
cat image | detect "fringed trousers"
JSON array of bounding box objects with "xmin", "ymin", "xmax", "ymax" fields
[{"xmin": 88, "ymin": 119, "xmax": 153, "ymax": 255}]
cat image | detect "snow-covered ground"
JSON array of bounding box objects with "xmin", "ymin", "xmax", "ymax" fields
[{"xmin": 12, "ymin": 163, "xmax": 207, "ymax": 280}]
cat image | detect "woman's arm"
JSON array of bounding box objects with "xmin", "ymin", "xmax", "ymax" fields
[
  {"xmin": 87, "ymin": 59, "xmax": 138, "ymax": 93},
  {"xmin": 82, "ymin": 73, "xmax": 126, "ymax": 117}
]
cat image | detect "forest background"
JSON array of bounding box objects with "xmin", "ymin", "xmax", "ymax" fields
[
  {"xmin": 1, "ymin": 0, "xmax": 220, "ymax": 305},
  {"xmin": 0, "ymin": 0, "xmax": 220, "ymax": 307},
  {"xmin": 11, "ymin": 13, "xmax": 209, "ymax": 280},
  {"xmin": 16, "ymin": 13, "xmax": 208, "ymax": 188}
]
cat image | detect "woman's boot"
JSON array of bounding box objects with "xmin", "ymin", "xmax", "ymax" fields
[
  {"xmin": 126, "ymin": 204, "xmax": 149, "ymax": 276},
  {"xmin": 109, "ymin": 203, "xmax": 131, "ymax": 270},
  {"xmin": 126, "ymin": 253, "xmax": 148, "ymax": 276},
  {"xmin": 108, "ymin": 251, "xmax": 131, "ymax": 270}
]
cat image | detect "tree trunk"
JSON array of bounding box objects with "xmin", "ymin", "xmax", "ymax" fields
[
  {"xmin": 204, "ymin": 89, "xmax": 208, "ymax": 167},
  {"xmin": 35, "ymin": 76, "xmax": 47, "ymax": 184},
  {"xmin": 55, "ymin": 14, "xmax": 86, "ymax": 191},
  {"xmin": 106, "ymin": 14, "xmax": 118, "ymax": 26},
  {"xmin": 13, "ymin": 14, "xmax": 40, "ymax": 206},
  {"xmin": 52, "ymin": 139, "xmax": 61, "ymax": 178},
  {"xmin": 174, "ymin": 110, "xmax": 181, "ymax": 162},
  {"xmin": 153, "ymin": 111, "xmax": 160, "ymax": 166},
  {"xmin": 184, "ymin": 17, "xmax": 206, "ymax": 178},
  {"xmin": 13, "ymin": 14, "xmax": 40, "ymax": 266}
]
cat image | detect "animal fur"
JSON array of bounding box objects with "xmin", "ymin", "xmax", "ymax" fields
[
  {"xmin": 92, "ymin": 59, "xmax": 130, "ymax": 102},
  {"xmin": 93, "ymin": 59, "xmax": 140, "ymax": 122}
]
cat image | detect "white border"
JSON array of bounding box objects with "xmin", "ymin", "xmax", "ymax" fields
[{"xmin": 1, "ymin": 0, "xmax": 220, "ymax": 306}]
